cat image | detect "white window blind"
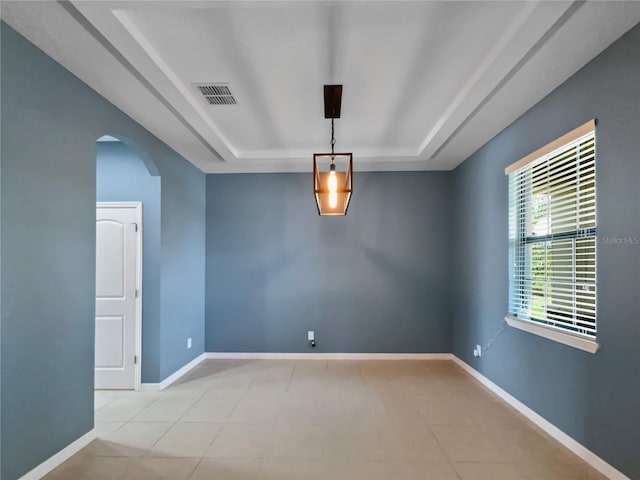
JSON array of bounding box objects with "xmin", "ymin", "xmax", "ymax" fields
[{"xmin": 508, "ymin": 125, "xmax": 597, "ymax": 338}]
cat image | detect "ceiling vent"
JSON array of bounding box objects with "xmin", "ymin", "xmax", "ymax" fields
[{"xmin": 194, "ymin": 83, "xmax": 237, "ymax": 105}]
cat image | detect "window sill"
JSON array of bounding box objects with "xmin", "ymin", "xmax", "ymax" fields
[{"xmin": 504, "ymin": 316, "xmax": 599, "ymax": 354}]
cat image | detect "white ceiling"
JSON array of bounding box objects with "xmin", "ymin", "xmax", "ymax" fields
[{"xmin": 3, "ymin": 1, "xmax": 639, "ymax": 173}]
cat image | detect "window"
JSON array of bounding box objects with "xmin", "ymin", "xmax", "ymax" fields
[{"xmin": 505, "ymin": 120, "xmax": 598, "ymax": 353}]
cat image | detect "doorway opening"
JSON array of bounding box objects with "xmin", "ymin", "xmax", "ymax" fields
[
  {"xmin": 95, "ymin": 202, "xmax": 142, "ymax": 389},
  {"xmin": 95, "ymin": 135, "xmax": 160, "ymax": 391}
]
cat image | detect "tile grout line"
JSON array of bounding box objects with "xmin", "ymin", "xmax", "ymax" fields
[
  {"xmin": 426, "ymin": 418, "xmax": 463, "ymax": 480},
  {"xmin": 96, "ymin": 392, "xmax": 163, "ymax": 435},
  {"xmin": 136, "ymin": 383, "xmax": 217, "ymax": 459},
  {"xmin": 284, "ymin": 363, "xmax": 297, "ymax": 393},
  {"xmin": 421, "ymin": 360, "xmax": 464, "ymax": 480},
  {"xmin": 93, "ymin": 395, "xmax": 118, "ymax": 414},
  {"xmin": 184, "ymin": 457, "xmax": 202, "ymax": 480}
]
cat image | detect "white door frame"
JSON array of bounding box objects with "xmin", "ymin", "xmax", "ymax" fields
[{"xmin": 96, "ymin": 201, "xmax": 143, "ymax": 390}]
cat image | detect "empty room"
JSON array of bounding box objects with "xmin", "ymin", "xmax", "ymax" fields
[{"xmin": 1, "ymin": 1, "xmax": 639, "ymax": 480}]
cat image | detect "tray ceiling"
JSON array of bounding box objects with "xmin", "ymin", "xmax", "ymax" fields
[{"xmin": 3, "ymin": 1, "xmax": 639, "ymax": 173}]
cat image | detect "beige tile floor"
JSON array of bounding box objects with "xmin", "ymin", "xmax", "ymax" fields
[{"xmin": 45, "ymin": 360, "xmax": 606, "ymax": 479}]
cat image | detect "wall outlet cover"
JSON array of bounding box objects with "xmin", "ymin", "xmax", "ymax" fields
[
  {"xmin": 308, "ymin": 331, "xmax": 314, "ymax": 341},
  {"xmin": 187, "ymin": 337, "xmax": 192, "ymax": 349}
]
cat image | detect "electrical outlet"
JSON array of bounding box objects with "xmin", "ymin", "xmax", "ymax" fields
[
  {"xmin": 308, "ymin": 331, "xmax": 315, "ymax": 341},
  {"xmin": 187, "ymin": 337, "xmax": 192, "ymax": 349},
  {"xmin": 473, "ymin": 344, "xmax": 482, "ymax": 357}
]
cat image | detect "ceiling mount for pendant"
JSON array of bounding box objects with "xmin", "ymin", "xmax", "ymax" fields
[
  {"xmin": 313, "ymin": 85, "xmax": 353, "ymax": 216},
  {"xmin": 324, "ymin": 85, "xmax": 342, "ymax": 119}
]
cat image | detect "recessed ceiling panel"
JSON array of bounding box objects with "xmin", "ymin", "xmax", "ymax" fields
[
  {"xmin": 4, "ymin": 1, "xmax": 640, "ymax": 172},
  {"xmin": 125, "ymin": 2, "xmax": 524, "ymax": 154}
]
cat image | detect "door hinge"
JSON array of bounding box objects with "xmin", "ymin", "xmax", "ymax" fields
[
  {"xmin": 135, "ymin": 289, "xmax": 139, "ymax": 298},
  {"xmin": 134, "ymin": 223, "xmax": 138, "ymax": 232},
  {"xmin": 134, "ymin": 355, "xmax": 138, "ymax": 364}
]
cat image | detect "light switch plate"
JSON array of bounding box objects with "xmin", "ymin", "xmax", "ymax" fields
[{"xmin": 308, "ymin": 331, "xmax": 314, "ymax": 341}]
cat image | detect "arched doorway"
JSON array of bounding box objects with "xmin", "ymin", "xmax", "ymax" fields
[{"xmin": 95, "ymin": 135, "xmax": 160, "ymax": 390}]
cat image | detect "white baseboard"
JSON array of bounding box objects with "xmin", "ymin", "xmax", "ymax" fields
[
  {"xmin": 138, "ymin": 352, "xmax": 452, "ymax": 390},
  {"xmin": 451, "ymin": 356, "xmax": 630, "ymax": 480},
  {"xmin": 140, "ymin": 353, "xmax": 207, "ymax": 391},
  {"xmin": 204, "ymin": 352, "xmax": 454, "ymax": 361},
  {"xmin": 18, "ymin": 428, "xmax": 96, "ymax": 480},
  {"xmin": 139, "ymin": 383, "xmax": 162, "ymax": 391}
]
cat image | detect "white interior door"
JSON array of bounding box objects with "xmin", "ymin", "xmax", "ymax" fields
[{"xmin": 95, "ymin": 203, "xmax": 140, "ymax": 389}]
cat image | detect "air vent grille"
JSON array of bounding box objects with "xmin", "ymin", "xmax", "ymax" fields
[
  {"xmin": 205, "ymin": 96, "xmax": 237, "ymax": 105},
  {"xmin": 194, "ymin": 83, "xmax": 237, "ymax": 105}
]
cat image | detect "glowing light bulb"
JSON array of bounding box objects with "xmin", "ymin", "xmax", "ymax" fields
[
  {"xmin": 328, "ymin": 168, "xmax": 338, "ymax": 208},
  {"xmin": 329, "ymin": 191, "xmax": 338, "ymax": 208},
  {"xmin": 328, "ymin": 170, "xmax": 337, "ymax": 192}
]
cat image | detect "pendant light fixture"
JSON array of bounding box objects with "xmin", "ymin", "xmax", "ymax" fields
[{"xmin": 313, "ymin": 85, "xmax": 353, "ymax": 216}]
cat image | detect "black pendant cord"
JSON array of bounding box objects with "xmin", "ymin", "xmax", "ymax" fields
[{"xmin": 330, "ymin": 118, "xmax": 336, "ymax": 162}]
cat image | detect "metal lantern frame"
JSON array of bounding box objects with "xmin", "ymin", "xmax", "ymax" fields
[{"xmin": 313, "ymin": 152, "xmax": 353, "ymax": 216}]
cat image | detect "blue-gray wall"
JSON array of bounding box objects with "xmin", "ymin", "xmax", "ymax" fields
[
  {"xmin": 206, "ymin": 172, "xmax": 453, "ymax": 353},
  {"xmin": 451, "ymin": 24, "xmax": 640, "ymax": 478},
  {"xmin": 0, "ymin": 23, "xmax": 205, "ymax": 480},
  {"xmin": 96, "ymin": 141, "xmax": 162, "ymax": 383}
]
